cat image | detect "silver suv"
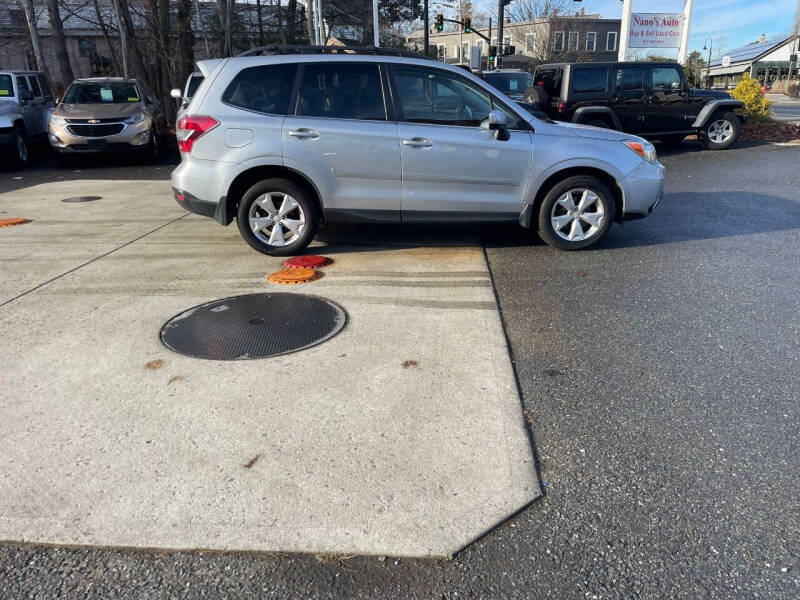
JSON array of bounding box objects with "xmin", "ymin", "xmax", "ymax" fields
[
  {"xmin": 171, "ymin": 47, "xmax": 664, "ymax": 255},
  {"xmin": 0, "ymin": 70, "xmax": 54, "ymax": 168}
]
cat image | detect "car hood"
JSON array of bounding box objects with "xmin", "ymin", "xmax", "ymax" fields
[
  {"xmin": 0, "ymin": 99, "xmax": 19, "ymax": 115},
  {"xmin": 690, "ymin": 87, "xmax": 732, "ymax": 99},
  {"xmin": 553, "ymin": 120, "xmax": 638, "ymax": 142},
  {"xmin": 52, "ymin": 102, "xmax": 144, "ymax": 119}
]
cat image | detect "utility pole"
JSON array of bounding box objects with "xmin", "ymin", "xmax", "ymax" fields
[
  {"xmin": 703, "ymin": 37, "xmax": 712, "ymax": 89},
  {"xmin": 373, "ymin": 0, "xmax": 379, "ymax": 46},
  {"xmin": 497, "ymin": 0, "xmax": 504, "ymax": 62},
  {"xmin": 424, "ymin": 0, "xmax": 429, "ymax": 55}
]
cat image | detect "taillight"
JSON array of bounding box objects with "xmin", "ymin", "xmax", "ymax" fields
[
  {"xmin": 557, "ymin": 101, "xmax": 566, "ymax": 113},
  {"xmin": 176, "ymin": 115, "xmax": 219, "ymax": 153}
]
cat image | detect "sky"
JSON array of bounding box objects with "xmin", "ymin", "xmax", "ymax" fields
[{"xmin": 476, "ymin": 0, "xmax": 799, "ymax": 58}]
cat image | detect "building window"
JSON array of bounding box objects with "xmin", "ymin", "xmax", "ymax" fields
[
  {"xmin": 553, "ymin": 31, "xmax": 564, "ymax": 52},
  {"xmin": 586, "ymin": 32, "xmax": 596, "ymax": 52},
  {"xmin": 525, "ymin": 33, "xmax": 535, "ymax": 53},
  {"xmin": 491, "ymin": 38, "xmax": 497, "ymax": 48},
  {"xmin": 607, "ymin": 31, "xmax": 617, "ymax": 52},
  {"xmin": 437, "ymin": 44, "xmax": 446, "ymax": 59},
  {"xmin": 503, "ymin": 36, "xmax": 511, "ymax": 49},
  {"xmin": 463, "ymin": 42, "xmax": 469, "ymax": 60},
  {"xmin": 78, "ymin": 39, "xmax": 96, "ymax": 58},
  {"xmin": 477, "ymin": 40, "xmax": 484, "ymax": 53},
  {"xmin": 453, "ymin": 45, "xmax": 459, "ymax": 58},
  {"xmin": 568, "ymin": 31, "xmax": 578, "ymax": 51}
]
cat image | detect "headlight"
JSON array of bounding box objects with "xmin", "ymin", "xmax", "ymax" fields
[
  {"xmin": 49, "ymin": 115, "xmax": 67, "ymax": 126},
  {"xmin": 124, "ymin": 113, "xmax": 145, "ymax": 124},
  {"xmin": 624, "ymin": 140, "xmax": 657, "ymax": 164}
]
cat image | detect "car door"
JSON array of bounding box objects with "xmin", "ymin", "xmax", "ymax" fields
[
  {"xmin": 282, "ymin": 62, "xmax": 402, "ymax": 221},
  {"xmin": 28, "ymin": 75, "xmax": 52, "ymax": 135},
  {"xmin": 645, "ymin": 66, "xmax": 689, "ymax": 133},
  {"xmin": 391, "ymin": 65, "xmax": 533, "ymax": 220},
  {"xmin": 15, "ymin": 76, "xmax": 39, "ymax": 135},
  {"xmin": 611, "ymin": 66, "xmax": 646, "ymax": 133}
]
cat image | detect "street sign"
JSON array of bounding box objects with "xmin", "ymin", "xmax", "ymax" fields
[
  {"xmin": 722, "ymin": 55, "xmax": 731, "ymax": 67},
  {"xmin": 628, "ymin": 13, "xmax": 685, "ymax": 49}
]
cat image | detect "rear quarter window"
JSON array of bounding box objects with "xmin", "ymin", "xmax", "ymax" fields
[
  {"xmin": 572, "ymin": 68, "xmax": 608, "ymax": 93},
  {"xmin": 534, "ymin": 68, "xmax": 563, "ymax": 97},
  {"xmin": 222, "ymin": 64, "xmax": 297, "ymax": 115}
]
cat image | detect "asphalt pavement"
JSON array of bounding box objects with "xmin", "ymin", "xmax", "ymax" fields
[{"xmin": 1, "ymin": 141, "xmax": 799, "ymax": 599}]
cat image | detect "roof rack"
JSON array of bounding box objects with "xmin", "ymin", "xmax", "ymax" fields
[{"xmin": 236, "ymin": 44, "xmax": 432, "ymax": 60}]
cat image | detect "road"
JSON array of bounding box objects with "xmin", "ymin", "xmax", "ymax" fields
[
  {"xmin": 1, "ymin": 141, "xmax": 799, "ymax": 599},
  {"xmin": 767, "ymin": 94, "xmax": 800, "ymax": 123}
]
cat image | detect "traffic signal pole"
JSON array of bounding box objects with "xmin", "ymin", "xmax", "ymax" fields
[
  {"xmin": 424, "ymin": 0, "xmax": 429, "ymax": 55},
  {"xmin": 497, "ymin": 0, "xmax": 504, "ymax": 65}
]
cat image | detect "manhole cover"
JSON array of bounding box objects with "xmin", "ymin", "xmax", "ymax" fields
[
  {"xmin": 62, "ymin": 196, "xmax": 102, "ymax": 203},
  {"xmin": 160, "ymin": 293, "xmax": 347, "ymax": 360}
]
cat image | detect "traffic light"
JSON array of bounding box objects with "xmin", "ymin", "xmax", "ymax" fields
[
  {"xmin": 464, "ymin": 17, "xmax": 472, "ymax": 33},
  {"xmin": 435, "ymin": 14, "xmax": 444, "ymax": 32},
  {"xmin": 488, "ymin": 45, "xmax": 497, "ymax": 62}
]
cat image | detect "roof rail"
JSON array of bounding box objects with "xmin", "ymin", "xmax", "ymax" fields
[{"xmin": 236, "ymin": 44, "xmax": 432, "ymax": 60}]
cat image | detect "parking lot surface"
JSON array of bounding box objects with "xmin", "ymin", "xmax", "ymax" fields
[
  {"xmin": 0, "ymin": 176, "xmax": 537, "ymax": 559},
  {"xmin": 1, "ymin": 141, "xmax": 799, "ymax": 598}
]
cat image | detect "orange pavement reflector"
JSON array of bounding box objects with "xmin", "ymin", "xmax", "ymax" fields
[
  {"xmin": 0, "ymin": 218, "xmax": 31, "ymax": 227},
  {"xmin": 267, "ymin": 267, "xmax": 322, "ymax": 285}
]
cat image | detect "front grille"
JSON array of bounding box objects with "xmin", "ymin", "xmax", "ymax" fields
[
  {"xmin": 67, "ymin": 123, "xmax": 125, "ymax": 137},
  {"xmin": 66, "ymin": 117, "xmax": 127, "ymax": 124}
]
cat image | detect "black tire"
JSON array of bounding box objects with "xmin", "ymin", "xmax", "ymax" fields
[
  {"xmin": 537, "ymin": 175, "xmax": 615, "ymax": 251},
  {"xmin": 2, "ymin": 127, "xmax": 29, "ymax": 169},
  {"xmin": 140, "ymin": 129, "xmax": 160, "ymax": 163},
  {"xmin": 698, "ymin": 111, "xmax": 740, "ymax": 150},
  {"xmin": 236, "ymin": 178, "xmax": 319, "ymax": 257},
  {"xmin": 523, "ymin": 85, "xmax": 549, "ymax": 111}
]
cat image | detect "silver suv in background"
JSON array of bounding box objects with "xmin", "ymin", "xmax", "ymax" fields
[
  {"xmin": 0, "ymin": 70, "xmax": 54, "ymax": 168},
  {"xmin": 171, "ymin": 47, "xmax": 664, "ymax": 255}
]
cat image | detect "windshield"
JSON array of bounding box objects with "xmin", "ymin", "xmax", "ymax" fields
[
  {"xmin": 0, "ymin": 74, "xmax": 13, "ymax": 98},
  {"xmin": 484, "ymin": 72, "xmax": 533, "ymax": 95},
  {"xmin": 62, "ymin": 82, "xmax": 141, "ymax": 104}
]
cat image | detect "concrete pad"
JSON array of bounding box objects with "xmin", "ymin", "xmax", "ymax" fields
[{"xmin": 0, "ymin": 180, "xmax": 539, "ymax": 558}]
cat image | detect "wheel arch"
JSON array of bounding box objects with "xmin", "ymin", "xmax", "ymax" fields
[
  {"xmin": 525, "ymin": 166, "xmax": 624, "ymax": 228},
  {"xmin": 571, "ymin": 107, "xmax": 621, "ymax": 130},
  {"xmin": 221, "ymin": 165, "xmax": 323, "ymax": 226}
]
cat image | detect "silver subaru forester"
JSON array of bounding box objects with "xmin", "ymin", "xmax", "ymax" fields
[{"xmin": 171, "ymin": 47, "xmax": 664, "ymax": 255}]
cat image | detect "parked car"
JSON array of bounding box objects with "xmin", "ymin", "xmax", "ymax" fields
[
  {"xmin": 171, "ymin": 71, "xmax": 204, "ymax": 122},
  {"xmin": 525, "ymin": 61, "xmax": 746, "ymax": 150},
  {"xmin": 0, "ymin": 70, "xmax": 54, "ymax": 168},
  {"xmin": 48, "ymin": 77, "xmax": 166, "ymax": 160},
  {"xmin": 171, "ymin": 47, "xmax": 664, "ymax": 255},
  {"xmin": 480, "ymin": 69, "xmax": 533, "ymax": 102}
]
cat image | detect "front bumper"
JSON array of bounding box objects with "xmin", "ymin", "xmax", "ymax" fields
[
  {"xmin": 619, "ymin": 159, "xmax": 665, "ymax": 220},
  {"xmin": 48, "ymin": 117, "xmax": 151, "ymax": 153}
]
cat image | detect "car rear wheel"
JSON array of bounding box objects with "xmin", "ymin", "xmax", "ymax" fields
[
  {"xmin": 699, "ymin": 112, "xmax": 740, "ymax": 150},
  {"xmin": 236, "ymin": 178, "xmax": 319, "ymax": 257},
  {"xmin": 537, "ymin": 175, "xmax": 614, "ymax": 251}
]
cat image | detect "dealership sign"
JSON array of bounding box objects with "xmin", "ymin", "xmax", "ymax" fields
[{"xmin": 628, "ymin": 13, "xmax": 685, "ymax": 48}]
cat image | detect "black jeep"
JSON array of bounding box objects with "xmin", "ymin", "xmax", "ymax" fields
[{"xmin": 525, "ymin": 62, "xmax": 746, "ymax": 150}]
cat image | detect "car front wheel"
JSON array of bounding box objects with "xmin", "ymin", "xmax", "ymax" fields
[
  {"xmin": 236, "ymin": 178, "xmax": 319, "ymax": 257},
  {"xmin": 699, "ymin": 112, "xmax": 740, "ymax": 150},
  {"xmin": 537, "ymin": 175, "xmax": 615, "ymax": 251},
  {"xmin": 3, "ymin": 127, "xmax": 29, "ymax": 169}
]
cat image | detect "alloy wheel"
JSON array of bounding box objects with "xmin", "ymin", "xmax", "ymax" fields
[
  {"xmin": 248, "ymin": 192, "xmax": 306, "ymax": 247},
  {"xmin": 708, "ymin": 119, "xmax": 734, "ymax": 144},
  {"xmin": 550, "ymin": 188, "xmax": 605, "ymax": 242}
]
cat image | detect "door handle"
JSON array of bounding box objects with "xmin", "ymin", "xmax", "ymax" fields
[
  {"xmin": 402, "ymin": 138, "xmax": 433, "ymax": 148},
  {"xmin": 288, "ymin": 129, "xmax": 319, "ymax": 139}
]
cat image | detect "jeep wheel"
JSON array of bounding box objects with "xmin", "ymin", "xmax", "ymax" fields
[
  {"xmin": 236, "ymin": 178, "xmax": 319, "ymax": 257},
  {"xmin": 699, "ymin": 112, "xmax": 740, "ymax": 150},
  {"xmin": 537, "ymin": 175, "xmax": 614, "ymax": 251},
  {"xmin": 3, "ymin": 127, "xmax": 29, "ymax": 169}
]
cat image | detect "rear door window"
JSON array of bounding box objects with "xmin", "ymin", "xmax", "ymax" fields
[
  {"xmin": 534, "ymin": 67, "xmax": 562, "ymax": 97},
  {"xmin": 296, "ymin": 63, "xmax": 386, "ymax": 121},
  {"xmin": 615, "ymin": 67, "xmax": 644, "ymax": 91},
  {"xmin": 222, "ymin": 64, "xmax": 297, "ymax": 115},
  {"xmin": 572, "ymin": 68, "xmax": 608, "ymax": 93},
  {"xmin": 16, "ymin": 76, "xmax": 31, "ymax": 92},
  {"xmin": 650, "ymin": 67, "xmax": 682, "ymax": 92}
]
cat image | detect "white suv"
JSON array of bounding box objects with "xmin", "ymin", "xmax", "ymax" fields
[{"xmin": 171, "ymin": 47, "xmax": 664, "ymax": 255}]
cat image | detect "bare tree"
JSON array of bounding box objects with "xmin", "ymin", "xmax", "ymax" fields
[
  {"xmin": 17, "ymin": 0, "xmax": 48, "ymax": 76},
  {"xmin": 504, "ymin": 0, "xmax": 593, "ymax": 62},
  {"xmin": 91, "ymin": 0, "xmax": 122, "ymax": 75},
  {"xmin": 45, "ymin": 0, "xmax": 74, "ymax": 86}
]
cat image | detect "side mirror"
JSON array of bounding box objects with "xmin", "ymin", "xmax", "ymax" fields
[
  {"xmin": 19, "ymin": 88, "xmax": 33, "ymax": 102},
  {"xmin": 170, "ymin": 88, "xmax": 183, "ymax": 100},
  {"xmin": 482, "ymin": 109, "xmax": 510, "ymax": 141}
]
